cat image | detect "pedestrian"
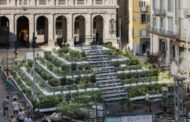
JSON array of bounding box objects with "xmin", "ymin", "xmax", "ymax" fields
[
  {"xmin": 18, "ymin": 108, "xmax": 25, "ymax": 122},
  {"xmin": 12, "ymin": 98, "xmax": 19, "ymax": 117},
  {"xmin": 24, "ymin": 113, "xmax": 33, "ymax": 122},
  {"xmin": 145, "ymin": 92, "xmax": 151, "ymax": 112},
  {"xmin": 162, "ymin": 92, "xmax": 168, "ymax": 112},
  {"xmin": 10, "ymin": 115, "xmax": 17, "ymax": 122},
  {"xmin": 2, "ymin": 96, "xmax": 10, "ymax": 117},
  {"xmin": 41, "ymin": 115, "xmax": 48, "ymax": 122}
]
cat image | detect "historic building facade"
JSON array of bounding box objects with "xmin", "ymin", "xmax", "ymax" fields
[
  {"xmin": 0, "ymin": 0, "xmax": 118, "ymax": 48},
  {"xmin": 129, "ymin": 0, "xmax": 150, "ymax": 55},
  {"xmin": 150, "ymin": 0, "xmax": 190, "ymax": 66}
]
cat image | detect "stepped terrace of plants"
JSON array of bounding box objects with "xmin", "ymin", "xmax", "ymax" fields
[{"xmin": 10, "ymin": 45, "xmax": 173, "ymax": 111}]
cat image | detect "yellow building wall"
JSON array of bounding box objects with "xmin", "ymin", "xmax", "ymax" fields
[{"xmin": 132, "ymin": 0, "xmax": 150, "ymax": 45}]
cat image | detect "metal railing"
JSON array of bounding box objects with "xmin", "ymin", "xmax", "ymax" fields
[{"xmin": 151, "ymin": 27, "xmax": 180, "ymax": 39}]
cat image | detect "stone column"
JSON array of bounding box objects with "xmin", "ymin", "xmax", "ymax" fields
[
  {"xmin": 9, "ymin": 15, "xmax": 16, "ymax": 48},
  {"xmin": 67, "ymin": 15, "xmax": 73, "ymax": 46},
  {"xmin": 48, "ymin": 14, "xmax": 55, "ymax": 47},
  {"xmin": 175, "ymin": 44, "xmax": 179, "ymax": 61},
  {"xmin": 166, "ymin": 39, "xmax": 171, "ymax": 65},
  {"xmin": 29, "ymin": 15, "xmax": 35, "ymax": 45},
  {"xmin": 85, "ymin": 14, "xmax": 92, "ymax": 45}
]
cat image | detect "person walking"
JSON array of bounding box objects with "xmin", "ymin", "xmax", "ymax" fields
[
  {"xmin": 2, "ymin": 96, "xmax": 10, "ymax": 117},
  {"xmin": 41, "ymin": 115, "xmax": 48, "ymax": 122},
  {"xmin": 24, "ymin": 113, "xmax": 33, "ymax": 122},
  {"xmin": 162, "ymin": 92, "xmax": 168, "ymax": 113},
  {"xmin": 18, "ymin": 108, "xmax": 25, "ymax": 122},
  {"xmin": 145, "ymin": 92, "xmax": 151, "ymax": 112},
  {"xmin": 12, "ymin": 98, "xmax": 19, "ymax": 117},
  {"xmin": 10, "ymin": 115, "xmax": 17, "ymax": 122}
]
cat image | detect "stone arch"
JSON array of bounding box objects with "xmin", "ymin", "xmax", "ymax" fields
[
  {"xmin": 0, "ymin": 16, "xmax": 9, "ymax": 47},
  {"xmin": 17, "ymin": 16, "xmax": 29, "ymax": 47},
  {"xmin": 93, "ymin": 15, "xmax": 104, "ymax": 44},
  {"xmin": 36, "ymin": 16, "xmax": 49, "ymax": 44},
  {"xmin": 74, "ymin": 15, "xmax": 85, "ymax": 45},
  {"xmin": 55, "ymin": 16, "xmax": 67, "ymax": 46}
]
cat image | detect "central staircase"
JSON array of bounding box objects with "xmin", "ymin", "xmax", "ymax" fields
[{"xmin": 84, "ymin": 45, "xmax": 128, "ymax": 102}]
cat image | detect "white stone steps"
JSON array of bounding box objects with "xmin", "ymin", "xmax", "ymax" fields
[
  {"xmin": 104, "ymin": 92, "xmax": 128, "ymax": 98},
  {"xmin": 96, "ymin": 72, "xmax": 118, "ymax": 77},
  {"xmin": 104, "ymin": 96, "xmax": 127, "ymax": 102},
  {"xmin": 102, "ymin": 89, "xmax": 126, "ymax": 95},
  {"xmin": 95, "ymin": 76, "xmax": 118, "ymax": 80},
  {"xmin": 98, "ymin": 82, "xmax": 122, "ymax": 87},
  {"xmin": 100, "ymin": 85, "xmax": 124, "ymax": 91},
  {"xmin": 96, "ymin": 79, "xmax": 121, "ymax": 84}
]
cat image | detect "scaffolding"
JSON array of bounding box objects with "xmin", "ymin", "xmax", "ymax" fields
[{"xmin": 171, "ymin": 74, "xmax": 186, "ymax": 122}]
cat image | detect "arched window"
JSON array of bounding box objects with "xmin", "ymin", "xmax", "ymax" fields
[
  {"xmin": 77, "ymin": 0, "xmax": 84, "ymax": 5},
  {"xmin": 95, "ymin": 0, "xmax": 103, "ymax": 5},
  {"xmin": 0, "ymin": 0, "xmax": 7, "ymax": 5},
  {"xmin": 18, "ymin": 0, "xmax": 28, "ymax": 5},
  {"xmin": 39, "ymin": 0, "xmax": 47, "ymax": 5},
  {"xmin": 109, "ymin": 19, "xmax": 116, "ymax": 34},
  {"xmin": 59, "ymin": 0, "xmax": 66, "ymax": 5}
]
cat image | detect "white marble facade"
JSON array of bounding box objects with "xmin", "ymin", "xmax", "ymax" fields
[{"xmin": 0, "ymin": 0, "xmax": 118, "ymax": 48}]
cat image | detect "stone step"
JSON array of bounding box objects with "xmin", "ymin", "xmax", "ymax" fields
[
  {"xmin": 96, "ymin": 78, "xmax": 121, "ymax": 84},
  {"xmin": 100, "ymin": 85, "xmax": 124, "ymax": 91},
  {"xmin": 89, "ymin": 60, "xmax": 110, "ymax": 64},
  {"xmin": 104, "ymin": 91, "xmax": 128, "ymax": 98},
  {"xmin": 95, "ymin": 66, "xmax": 115, "ymax": 70},
  {"xmin": 96, "ymin": 75, "xmax": 118, "ymax": 80},
  {"xmin": 88, "ymin": 54, "xmax": 109, "ymax": 58},
  {"xmin": 88, "ymin": 58, "xmax": 110, "ymax": 62},
  {"xmin": 95, "ymin": 69, "xmax": 116, "ymax": 74},
  {"xmin": 98, "ymin": 82, "xmax": 122, "ymax": 87},
  {"xmin": 104, "ymin": 96, "xmax": 127, "ymax": 102},
  {"xmin": 103, "ymin": 89, "xmax": 126, "ymax": 94},
  {"xmin": 96, "ymin": 72, "xmax": 118, "ymax": 77}
]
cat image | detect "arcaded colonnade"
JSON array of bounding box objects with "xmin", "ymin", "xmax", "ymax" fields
[{"xmin": 0, "ymin": 0, "xmax": 118, "ymax": 48}]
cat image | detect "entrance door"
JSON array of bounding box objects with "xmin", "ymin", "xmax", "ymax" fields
[{"xmin": 17, "ymin": 16, "xmax": 29, "ymax": 47}]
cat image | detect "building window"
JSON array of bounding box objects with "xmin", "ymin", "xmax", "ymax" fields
[
  {"xmin": 39, "ymin": 0, "xmax": 47, "ymax": 5},
  {"xmin": 153, "ymin": 0, "xmax": 156, "ymax": 10},
  {"xmin": 18, "ymin": 0, "xmax": 27, "ymax": 5},
  {"xmin": 140, "ymin": 29, "xmax": 148, "ymax": 37},
  {"xmin": 153, "ymin": 17, "xmax": 156, "ymax": 28},
  {"xmin": 59, "ymin": 0, "xmax": 66, "ymax": 5},
  {"xmin": 95, "ymin": 0, "xmax": 103, "ymax": 5},
  {"xmin": 168, "ymin": 0, "xmax": 173, "ymax": 12},
  {"xmin": 77, "ymin": 0, "xmax": 84, "ymax": 5},
  {"xmin": 141, "ymin": 14, "xmax": 149, "ymax": 24},
  {"xmin": 0, "ymin": 0, "xmax": 7, "ymax": 5},
  {"xmin": 160, "ymin": 18, "xmax": 165, "ymax": 30},
  {"xmin": 168, "ymin": 17, "xmax": 173, "ymax": 32}
]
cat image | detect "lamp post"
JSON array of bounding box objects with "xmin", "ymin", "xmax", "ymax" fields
[
  {"xmin": 5, "ymin": 26, "xmax": 9, "ymax": 77},
  {"xmin": 32, "ymin": 32, "xmax": 37, "ymax": 102}
]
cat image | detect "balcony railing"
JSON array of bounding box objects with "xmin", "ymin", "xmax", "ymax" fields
[
  {"xmin": 150, "ymin": 28, "xmax": 179, "ymax": 39},
  {"xmin": 153, "ymin": 9, "xmax": 166, "ymax": 16},
  {"xmin": 140, "ymin": 6, "xmax": 148, "ymax": 12}
]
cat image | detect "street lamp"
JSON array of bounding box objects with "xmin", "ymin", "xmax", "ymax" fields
[
  {"xmin": 32, "ymin": 32, "xmax": 37, "ymax": 102},
  {"xmin": 5, "ymin": 26, "xmax": 9, "ymax": 77}
]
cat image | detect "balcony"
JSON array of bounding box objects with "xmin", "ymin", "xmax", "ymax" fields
[
  {"xmin": 153, "ymin": 9, "xmax": 166, "ymax": 17},
  {"xmin": 150, "ymin": 28, "xmax": 159, "ymax": 34},
  {"xmin": 140, "ymin": 6, "xmax": 148, "ymax": 13},
  {"xmin": 150, "ymin": 28, "xmax": 179, "ymax": 39}
]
